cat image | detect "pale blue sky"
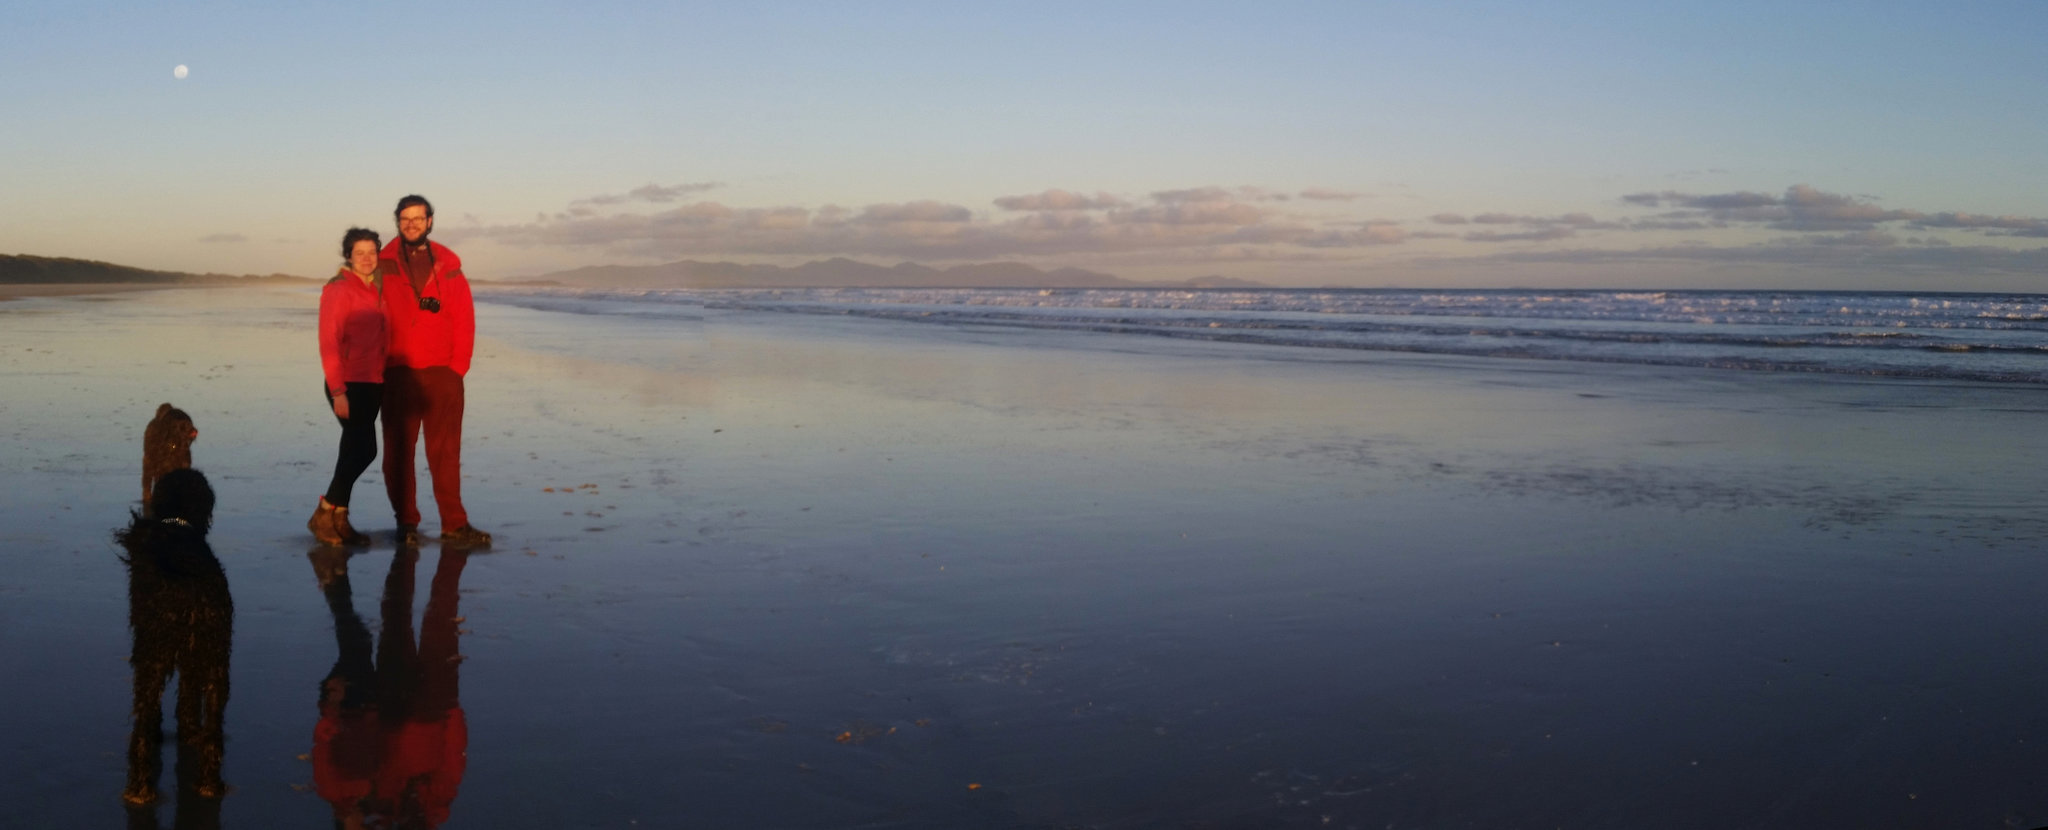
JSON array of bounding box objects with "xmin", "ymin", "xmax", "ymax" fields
[{"xmin": 5, "ymin": 1, "xmax": 2047, "ymax": 287}]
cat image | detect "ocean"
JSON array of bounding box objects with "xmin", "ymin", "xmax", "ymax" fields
[{"xmin": 480, "ymin": 286, "xmax": 2048, "ymax": 384}]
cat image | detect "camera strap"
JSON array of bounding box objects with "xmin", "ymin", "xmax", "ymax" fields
[{"xmin": 400, "ymin": 241, "xmax": 437, "ymax": 304}]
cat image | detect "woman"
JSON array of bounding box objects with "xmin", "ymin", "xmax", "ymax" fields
[{"xmin": 310, "ymin": 228, "xmax": 388, "ymax": 545}]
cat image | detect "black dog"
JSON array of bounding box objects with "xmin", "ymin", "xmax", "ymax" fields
[{"xmin": 116, "ymin": 468, "xmax": 233, "ymax": 816}]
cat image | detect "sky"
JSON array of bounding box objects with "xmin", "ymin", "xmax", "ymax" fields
[{"xmin": 5, "ymin": 1, "xmax": 2048, "ymax": 289}]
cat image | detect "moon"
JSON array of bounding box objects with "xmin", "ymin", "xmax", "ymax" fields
[{"xmin": 173, "ymin": 65, "xmax": 188, "ymax": 80}]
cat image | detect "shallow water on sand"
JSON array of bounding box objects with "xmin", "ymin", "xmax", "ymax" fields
[{"xmin": 7, "ymin": 286, "xmax": 2048, "ymax": 828}]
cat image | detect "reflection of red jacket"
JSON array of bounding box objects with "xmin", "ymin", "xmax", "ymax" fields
[
  {"xmin": 318, "ymin": 269, "xmax": 388, "ymax": 396},
  {"xmin": 379, "ymin": 240, "xmax": 476, "ymax": 375},
  {"xmin": 314, "ymin": 708, "xmax": 468, "ymax": 828}
]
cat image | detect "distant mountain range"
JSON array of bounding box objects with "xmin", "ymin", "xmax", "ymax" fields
[
  {"xmin": 0, "ymin": 253, "xmax": 311, "ymax": 285},
  {"xmin": 516, "ymin": 257, "xmax": 1267, "ymax": 289}
]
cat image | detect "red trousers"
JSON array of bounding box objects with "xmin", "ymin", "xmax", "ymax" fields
[{"xmin": 381, "ymin": 366, "xmax": 468, "ymax": 528}]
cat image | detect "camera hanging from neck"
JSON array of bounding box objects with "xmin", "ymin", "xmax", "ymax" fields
[{"xmin": 402, "ymin": 241, "xmax": 441, "ymax": 313}]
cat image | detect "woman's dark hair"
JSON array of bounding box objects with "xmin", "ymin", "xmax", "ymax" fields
[
  {"xmin": 393, "ymin": 194, "xmax": 434, "ymax": 219},
  {"xmin": 341, "ymin": 227, "xmax": 381, "ymax": 259}
]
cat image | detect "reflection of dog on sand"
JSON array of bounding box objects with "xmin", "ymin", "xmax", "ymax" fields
[
  {"xmin": 141, "ymin": 403, "xmax": 198, "ymax": 513},
  {"xmin": 117, "ymin": 468, "xmax": 234, "ymax": 811}
]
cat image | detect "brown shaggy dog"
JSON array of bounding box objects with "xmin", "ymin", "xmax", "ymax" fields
[{"xmin": 141, "ymin": 403, "xmax": 198, "ymax": 512}]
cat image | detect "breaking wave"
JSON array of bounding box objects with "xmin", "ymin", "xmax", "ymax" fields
[{"xmin": 479, "ymin": 286, "xmax": 2048, "ymax": 384}]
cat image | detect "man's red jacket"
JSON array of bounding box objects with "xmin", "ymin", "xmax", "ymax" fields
[{"xmin": 379, "ymin": 240, "xmax": 476, "ymax": 375}]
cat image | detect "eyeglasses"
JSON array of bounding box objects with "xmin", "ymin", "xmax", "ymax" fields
[{"xmin": 398, "ymin": 217, "xmax": 431, "ymax": 226}]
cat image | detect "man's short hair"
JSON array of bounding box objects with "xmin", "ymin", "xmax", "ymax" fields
[
  {"xmin": 394, "ymin": 194, "xmax": 434, "ymax": 219},
  {"xmin": 341, "ymin": 227, "xmax": 382, "ymax": 258}
]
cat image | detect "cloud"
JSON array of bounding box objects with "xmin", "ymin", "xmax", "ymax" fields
[
  {"xmin": 1434, "ymin": 211, "xmax": 1628, "ymax": 232},
  {"xmin": 198, "ymin": 233, "xmax": 247, "ymax": 244},
  {"xmin": 1359, "ymin": 224, "xmax": 1407, "ymax": 245},
  {"xmin": 1910, "ymin": 211, "xmax": 2048, "ymax": 237},
  {"xmin": 1624, "ymin": 219, "xmax": 1715, "ymax": 231},
  {"xmin": 453, "ymin": 183, "xmax": 1399, "ymax": 264},
  {"xmin": 855, "ymin": 201, "xmax": 974, "ymax": 223},
  {"xmin": 1298, "ymin": 223, "xmax": 1408, "ymax": 247},
  {"xmin": 992, "ymin": 189, "xmax": 1128, "ymax": 211},
  {"xmin": 1911, "ymin": 212, "xmax": 2042, "ymax": 229},
  {"xmin": 1463, "ymin": 227, "xmax": 1578, "ymax": 243},
  {"xmin": 744, "ymin": 206, "xmax": 811, "ymax": 230},
  {"xmin": 574, "ymin": 181, "xmax": 721, "ymax": 207},
  {"xmin": 629, "ymin": 182, "xmax": 719, "ymax": 202},
  {"xmin": 1697, "ymin": 192, "xmax": 1783, "ymax": 210},
  {"xmin": 1299, "ymin": 188, "xmax": 1364, "ymax": 201},
  {"xmin": 1143, "ymin": 185, "xmax": 1293, "ymax": 204},
  {"xmin": 1472, "ymin": 241, "xmax": 2048, "ymax": 276},
  {"xmin": 1615, "ymin": 184, "xmax": 2048, "ymax": 243},
  {"xmin": 1619, "ymin": 184, "xmax": 1920, "ymax": 231},
  {"xmin": 448, "ymin": 180, "xmax": 2042, "ymax": 278},
  {"xmin": 1150, "ymin": 186, "xmax": 1236, "ymax": 204},
  {"xmin": 1623, "ymin": 190, "xmax": 1779, "ymax": 210},
  {"xmin": 1773, "ymin": 230, "xmax": 1899, "ymax": 247},
  {"xmin": 1110, "ymin": 201, "xmax": 1265, "ymax": 226},
  {"xmin": 1771, "ymin": 184, "xmax": 1921, "ymax": 231}
]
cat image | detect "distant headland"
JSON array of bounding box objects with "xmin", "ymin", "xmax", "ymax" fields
[{"xmin": 0, "ymin": 253, "xmax": 312, "ymax": 286}]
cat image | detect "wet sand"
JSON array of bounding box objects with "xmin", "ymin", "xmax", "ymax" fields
[{"xmin": 7, "ymin": 285, "xmax": 2048, "ymax": 827}]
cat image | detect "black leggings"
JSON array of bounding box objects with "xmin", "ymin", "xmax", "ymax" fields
[{"xmin": 324, "ymin": 382, "xmax": 384, "ymax": 508}]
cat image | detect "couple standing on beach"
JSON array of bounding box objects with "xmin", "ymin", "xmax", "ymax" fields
[{"xmin": 312, "ymin": 195, "xmax": 490, "ymax": 548}]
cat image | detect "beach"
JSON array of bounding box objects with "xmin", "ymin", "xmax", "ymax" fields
[{"xmin": 7, "ymin": 284, "xmax": 2048, "ymax": 827}]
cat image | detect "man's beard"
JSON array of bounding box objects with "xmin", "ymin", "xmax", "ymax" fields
[{"xmin": 403, "ymin": 230, "xmax": 431, "ymax": 247}]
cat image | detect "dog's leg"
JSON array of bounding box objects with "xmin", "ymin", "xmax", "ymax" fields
[
  {"xmin": 173, "ymin": 741, "xmax": 227, "ymax": 829},
  {"xmin": 181, "ymin": 644, "xmax": 231, "ymax": 798},
  {"xmin": 123, "ymin": 656, "xmax": 170, "ymax": 805}
]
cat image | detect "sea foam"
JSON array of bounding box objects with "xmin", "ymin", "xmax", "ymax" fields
[{"xmin": 478, "ymin": 286, "xmax": 2048, "ymax": 383}]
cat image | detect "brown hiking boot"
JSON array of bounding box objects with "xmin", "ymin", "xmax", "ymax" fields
[
  {"xmin": 439, "ymin": 524, "xmax": 493, "ymax": 548},
  {"xmin": 332, "ymin": 505, "xmax": 371, "ymax": 546},
  {"xmin": 396, "ymin": 523, "xmax": 421, "ymax": 547},
  {"xmin": 306, "ymin": 498, "xmax": 344, "ymax": 545}
]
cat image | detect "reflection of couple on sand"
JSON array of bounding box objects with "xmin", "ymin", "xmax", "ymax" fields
[
  {"xmin": 311, "ymin": 194, "xmax": 491, "ymax": 549},
  {"xmin": 310, "ymin": 546, "xmax": 470, "ymax": 829}
]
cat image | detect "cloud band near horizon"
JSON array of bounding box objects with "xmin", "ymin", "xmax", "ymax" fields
[{"xmin": 438, "ymin": 183, "xmax": 2048, "ymax": 276}]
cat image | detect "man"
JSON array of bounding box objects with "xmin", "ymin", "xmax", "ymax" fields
[{"xmin": 379, "ymin": 195, "xmax": 490, "ymax": 547}]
